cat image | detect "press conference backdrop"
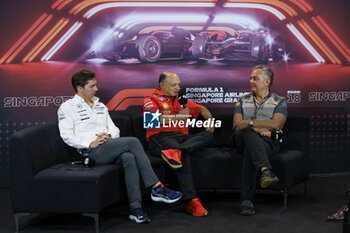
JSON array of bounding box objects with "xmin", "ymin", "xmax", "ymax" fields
[{"xmin": 0, "ymin": 0, "xmax": 349, "ymax": 187}]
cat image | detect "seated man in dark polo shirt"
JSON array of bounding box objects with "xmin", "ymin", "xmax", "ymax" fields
[{"xmin": 232, "ymin": 64, "xmax": 287, "ymax": 216}]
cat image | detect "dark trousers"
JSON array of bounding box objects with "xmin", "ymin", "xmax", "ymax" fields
[
  {"xmin": 234, "ymin": 127, "xmax": 280, "ymax": 202},
  {"xmin": 148, "ymin": 131, "xmax": 213, "ymax": 201}
]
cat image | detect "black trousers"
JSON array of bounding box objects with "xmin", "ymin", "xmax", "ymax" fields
[
  {"xmin": 234, "ymin": 127, "xmax": 280, "ymax": 202},
  {"xmin": 148, "ymin": 131, "xmax": 213, "ymax": 201}
]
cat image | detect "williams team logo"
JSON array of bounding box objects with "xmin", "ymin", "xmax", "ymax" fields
[{"xmin": 143, "ymin": 110, "xmax": 161, "ymax": 129}]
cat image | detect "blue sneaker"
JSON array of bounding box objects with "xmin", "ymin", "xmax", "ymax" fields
[
  {"xmin": 151, "ymin": 184, "xmax": 182, "ymax": 203},
  {"xmin": 129, "ymin": 208, "xmax": 151, "ymax": 223}
]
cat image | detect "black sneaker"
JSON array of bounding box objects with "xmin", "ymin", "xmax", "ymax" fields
[
  {"xmin": 151, "ymin": 183, "xmax": 182, "ymax": 203},
  {"xmin": 240, "ymin": 200, "xmax": 256, "ymax": 216},
  {"xmin": 129, "ymin": 208, "xmax": 151, "ymax": 223},
  {"xmin": 259, "ymin": 169, "xmax": 279, "ymax": 189}
]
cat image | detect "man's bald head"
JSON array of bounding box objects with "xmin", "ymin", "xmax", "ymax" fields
[
  {"xmin": 159, "ymin": 72, "xmax": 180, "ymax": 97},
  {"xmin": 159, "ymin": 71, "xmax": 177, "ymax": 84}
]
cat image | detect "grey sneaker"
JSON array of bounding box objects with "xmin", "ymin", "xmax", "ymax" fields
[
  {"xmin": 259, "ymin": 169, "xmax": 279, "ymax": 188},
  {"xmin": 240, "ymin": 200, "xmax": 256, "ymax": 216}
]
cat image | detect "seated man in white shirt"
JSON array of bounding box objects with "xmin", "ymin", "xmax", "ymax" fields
[{"xmin": 58, "ymin": 69, "xmax": 182, "ymax": 223}]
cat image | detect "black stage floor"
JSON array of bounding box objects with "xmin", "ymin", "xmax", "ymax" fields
[{"xmin": 0, "ymin": 175, "xmax": 348, "ymax": 233}]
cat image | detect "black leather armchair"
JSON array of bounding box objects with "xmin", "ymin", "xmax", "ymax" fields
[{"xmin": 10, "ymin": 115, "xmax": 133, "ymax": 233}]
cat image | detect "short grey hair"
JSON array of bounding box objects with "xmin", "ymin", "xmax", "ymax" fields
[{"xmin": 253, "ymin": 64, "xmax": 274, "ymax": 87}]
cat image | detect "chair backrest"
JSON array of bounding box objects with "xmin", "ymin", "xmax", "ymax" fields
[
  {"xmin": 188, "ymin": 114, "xmax": 234, "ymax": 147},
  {"xmin": 131, "ymin": 115, "xmax": 149, "ymax": 150},
  {"xmin": 10, "ymin": 123, "xmax": 75, "ymax": 178},
  {"xmin": 110, "ymin": 113, "xmax": 134, "ymax": 137},
  {"xmin": 10, "ymin": 114, "xmax": 134, "ymax": 178},
  {"xmin": 205, "ymin": 115, "xmax": 309, "ymax": 152},
  {"xmin": 280, "ymin": 116, "xmax": 310, "ymax": 154}
]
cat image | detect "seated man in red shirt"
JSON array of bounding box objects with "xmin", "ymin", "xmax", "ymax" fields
[{"xmin": 143, "ymin": 71, "xmax": 214, "ymax": 217}]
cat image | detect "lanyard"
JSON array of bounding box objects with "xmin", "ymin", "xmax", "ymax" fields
[{"xmin": 250, "ymin": 93, "xmax": 270, "ymax": 120}]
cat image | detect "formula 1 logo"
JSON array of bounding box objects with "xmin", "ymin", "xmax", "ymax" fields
[
  {"xmin": 106, "ymin": 89, "xmax": 153, "ymax": 111},
  {"xmin": 143, "ymin": 110, "xmax": 161, "ymax": 129}
]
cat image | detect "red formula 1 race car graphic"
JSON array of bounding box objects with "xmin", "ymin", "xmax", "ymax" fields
[
  {"xmin": 192, "ymin": 30, "xmax": 285, "ymax": 63},
  {"xmin": 84, "ymin": 26, "xmax": 194, "ymax": 63},
  {"xmin": 84, "ymin": 26, "xmax": 286, "ymax": 64}
]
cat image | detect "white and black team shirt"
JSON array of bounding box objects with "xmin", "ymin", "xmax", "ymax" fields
[{"xmin": 58, "ymin": 94, "xmax": 119, "ymax": 149}]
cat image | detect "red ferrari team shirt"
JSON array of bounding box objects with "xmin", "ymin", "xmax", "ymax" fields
[{"xmin": 143, "ymin": 88, "xmax": 202, "ymax": 141}]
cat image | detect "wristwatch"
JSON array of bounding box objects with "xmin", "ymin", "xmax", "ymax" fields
[{"xmin": 249, "ymin": 120, "xmax": 254, "ymax": 127}]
